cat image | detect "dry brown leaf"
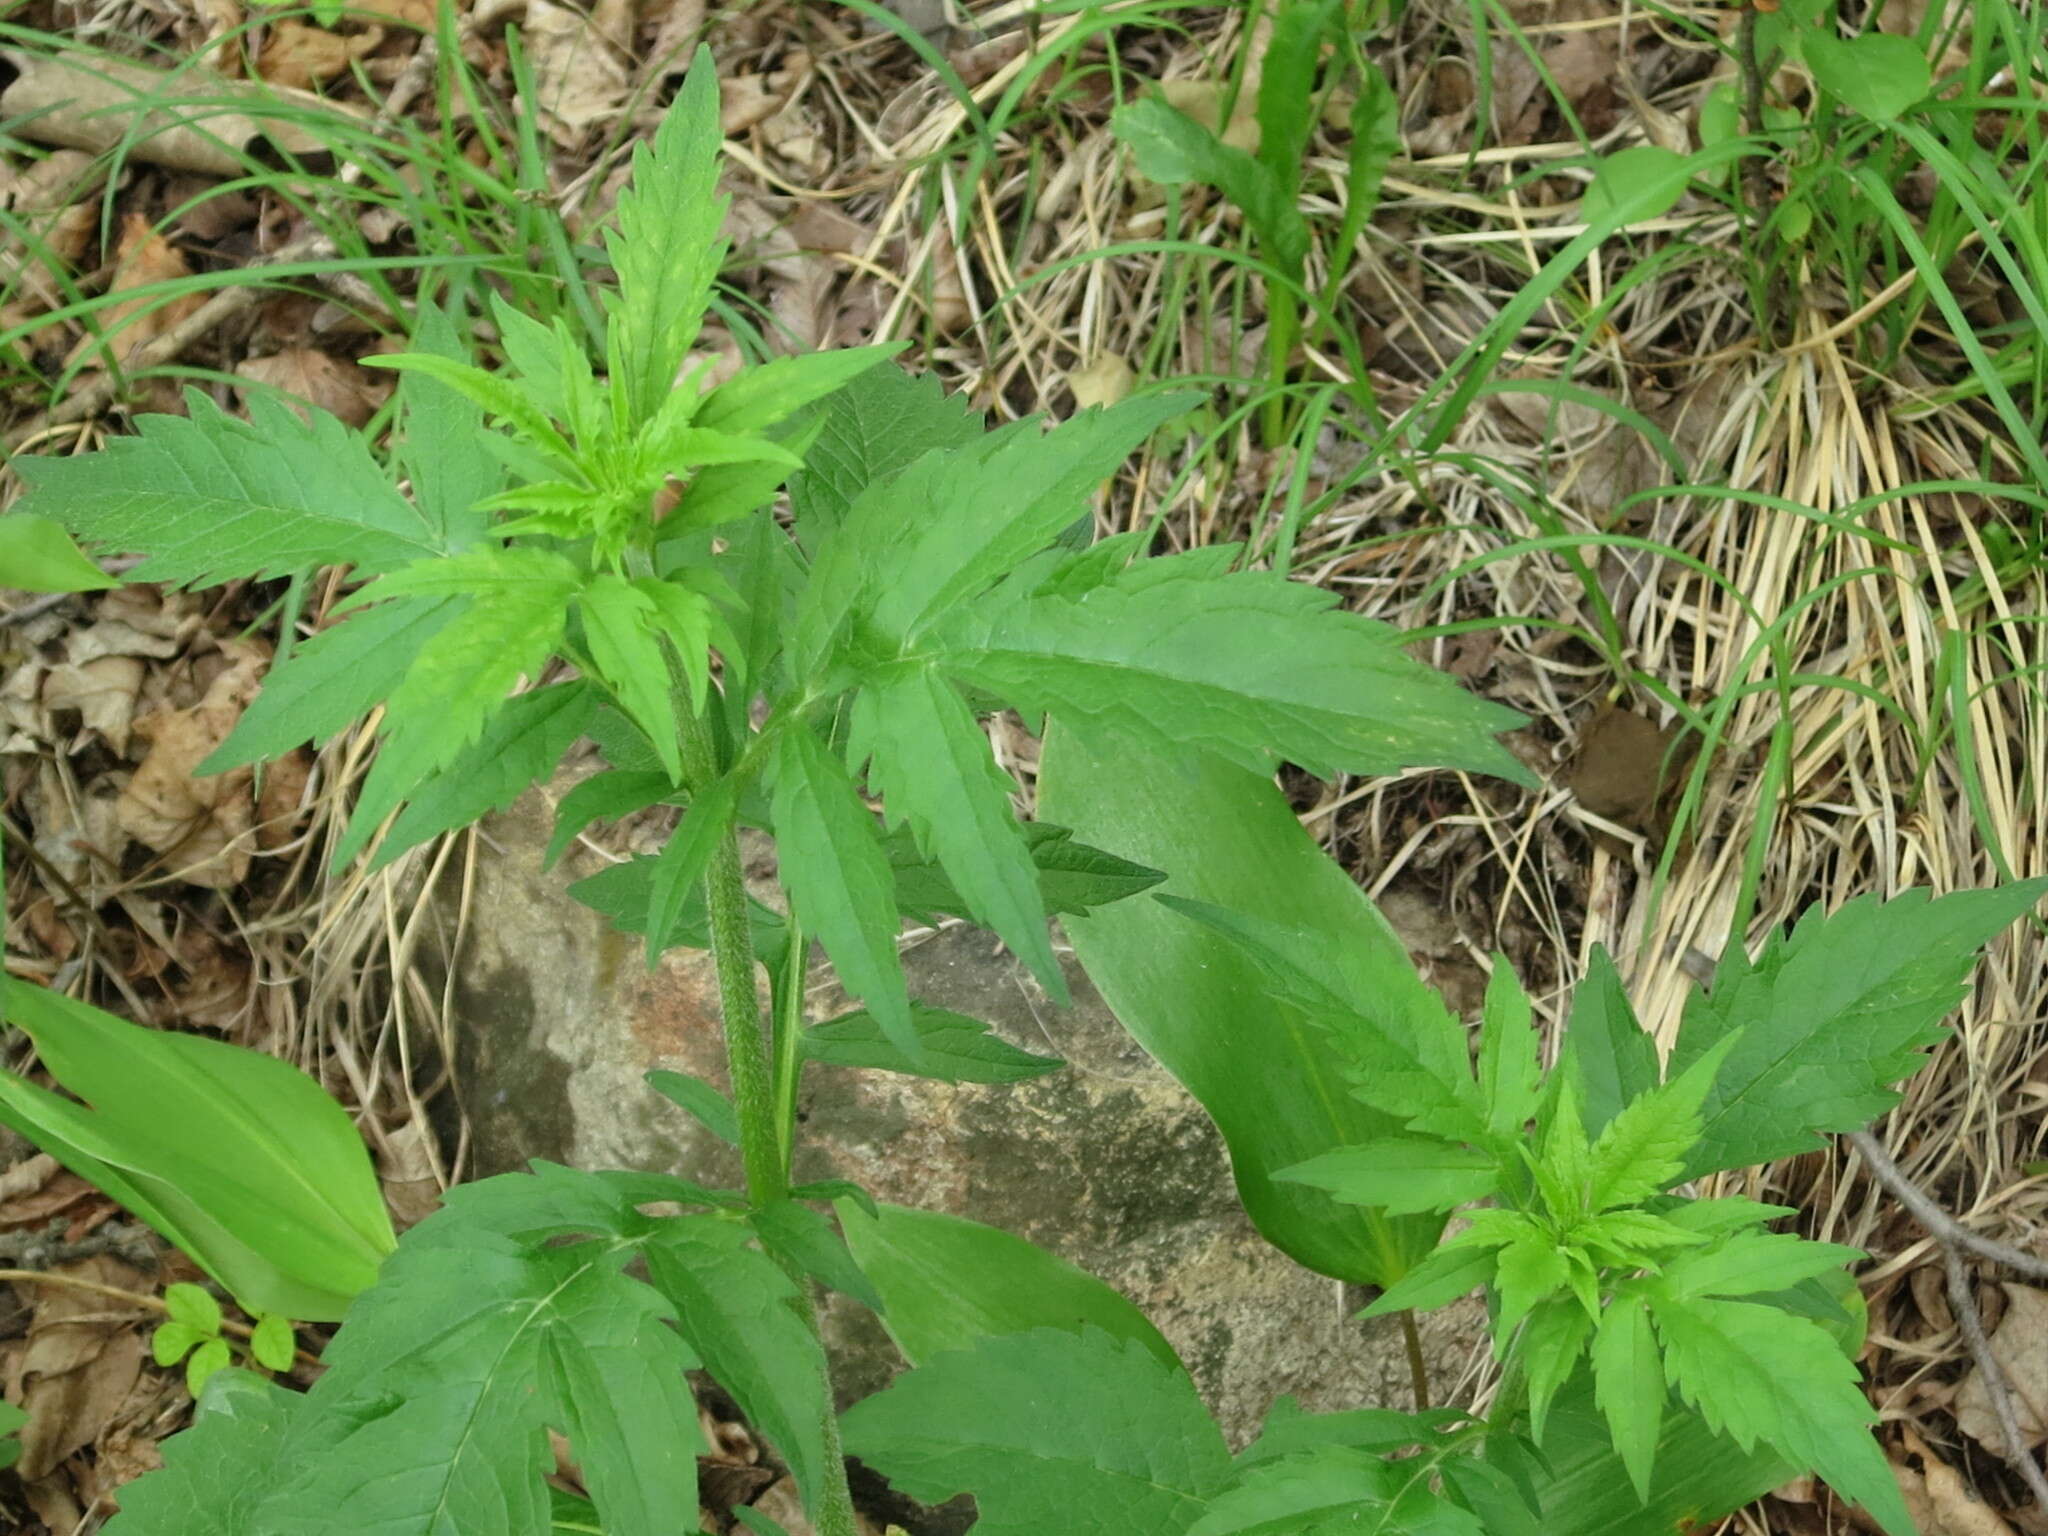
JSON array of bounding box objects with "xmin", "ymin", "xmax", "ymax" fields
[
  {"xmin": 527, "ymin": 0, "xmax": 632, "ymax": 146},
  {"xmin": 376, "ymin": 1113, "xmax": 445, "ymax": 1230},
  {"xmin": 254, "ymin": 747, "xmax": 313, "ymax": 852},
  {"xmin": 1069, "ymin": 354, "xmax": 1134, "ymax": 411},
  {"xmin": 1896, "ymin": 1428, "xmax": 2018, "ymax": 1536},
  {"xmin": 1566, "ymin": 702, "xmax": 1692, "ymax": 840},
  {"xmin": 721, "ymin": 72, "xmax": 792, "ymax": 135},
  {"xmin": 0, "ymin": 1154, "xmax": 65, "ymax": 1211},
  {"xmin": 116, "ymin": 641, "xmax": 269, "ymax": 889},
  {"xmin": 236, "ymin": 347, "xmax": 386, "ymax": 428},
  {"xmin": 42, "ymin": 655, "xmax": 144, "ymax": 756},
  {"xmin": 167, "ymin": 929, "xmax": 252, "ymax": 1034},
  {"xmin": 1957, "ymin": 1283, "xmax": 2048, "ymax": 1450},
  {"xmin": 64, "ymin": 215, "xmax": 206, "ymax": 372},
  {"xmin": 257, "ymin": 20, "xmax": 384, "ymax": 91},
  {"xmin": 0, "ymin": 1165, "xmax": 96, "ymax": 1228},
  {"xmin": 346, "ymin": 0, "xmax": 436, "ymax": 25},
  {"xmin": 13, "ymin": 1257, "xmax": 149, "ymax": 1480}
]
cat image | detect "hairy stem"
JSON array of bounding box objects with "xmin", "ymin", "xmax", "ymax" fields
[{"xmin": 678, "ymin": 712, "xmax": 859, "ymax": 1536}]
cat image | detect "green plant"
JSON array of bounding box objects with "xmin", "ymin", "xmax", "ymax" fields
[
  {"xmin": 0, "ymin": 34, "xmax": 2019, "ymax": 1536},
  {"xmin": 1111, "ymin": 0, "xmax": 1399, "ymax": 445},
  {"xmin": 151, "ymin": 1283, "xmax": 299, "ymax": 1399}
]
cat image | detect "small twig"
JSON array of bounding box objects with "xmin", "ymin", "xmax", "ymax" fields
[
  {"xmin": 0, "ymin": 1215, "xmax": 158, "ymax": 1272},
  {"xmin": 1848, "ymin": 1128, "xmax": 2048, "ymax": 1511},
  {"xmin": 1, "ymin": 31, "xmax": 445, "ymax": 455}
]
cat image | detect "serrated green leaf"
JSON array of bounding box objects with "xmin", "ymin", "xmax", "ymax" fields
[
  {"xmin": 1571, "ymin": 1209, "xmax": 1709, "ymax": 1267},
  {"xmin": 850, "ymin": 664, "xmax": 1061, "ymax": 995},
  {"xmin": 204, "ymin": 598, "xmax": 458, "ymax": 774},
  {"xmin": 884, "ymin": 820, "xmax": 1163, "ymax": 923},
  {"xmin": 1582, "ymin": 1033, "xmax": 1736, "ymax": 1213},
  {"xmin": 1495, "ymin": 1232, "xmax": 1572, "ymax": 1343},
  {"xmin": 841, "ymin": 1326, "xmax": 1230, "ymax": 1536},
  {"xmin": 1275, "ymin": 1140, "xmax": 1499, "ymax": 1216},
  {"xmin": 802, "ymin": 1006, "xmax": 1061, "ymax": 1083},
  {"xmin": 361, "ymin": 350, "xmax": 575, "ymax": 467},
  {"xmin": 1518, "ymin": 1299, "xmax": 1594, "ymax": 1446},
  {"xmin": 785, "ymin": 366, "xmax": 984, "ymax": 547},
  {"xmin": 1560, "ymin": 947, "xmax": 1657, "ymax": 1140},
  {"xmin": 1189, "ymin": 1444, "xmax": 1403, "ymax": 1536},
  {"xmin": 794, "ymin": 395, "xmax": 1198, "ymax": 674},
  {"xmin": 1651, "ymin": 1294, "xmax": 1911, "ymax": 1534},
  {"xmin": 695, "ymin": 344, "xmax": 904, "ymax": 434},
  {"xmin": 936, "ymin": 564, "xmax": 1532, "ymax": 785},
  {"xmin": 1241, "ymin": 1398, "xmax": 1469, "ymax": 1466},
  {"xmin": 1335, "ymin": 62, "xmax": 1400, "ymax": 279},
  {"xmin": 16, "ymin": 390, "xmax": 445, "ymax": 587},
  {"xmin": 544, "ymin": 770, "xmax": 677, "ymax": 870},
  {"xmin": 0, "ymin": 513, "xmax": 115, "ymax": 592},
  {"xmin": 1479, "ymin": 958, "xmax": 1541, "ymax": 1139},
  {"xmin": 101, "ymin": 1370, "xmax": 297, "ymax": 1536},
  {"xmin": 838, "ymin": 1202, "xmax": 1180, "ymax": 1371},
  {"xmin": 1358, "ymin": 1243, "xmax": 1495, "ymax": 1320},
  {"xmin": 394, "ymin": 301, "xmax": 499, "ymax": 551},
  {"xmin": 641, "ymin": 1215, "xmax": 830, "ymax": 1508},
  {"xmin": 1591, "ymin": 1291, "xmax": 1661, "ymax": 1499},
  {"xmin": 604, "ymin": 47, "xmax": 726, "ymax": 426},
  {"xmin": 644, "ymin": 1069, "xmax": 739, "ymax": 1146},
  {"xmin": 642, "ymin": 776, "xmax": 740, "ymax": 971},
  {"xmin": 1660, "ymin": 1231, "xmax": 1862, "ymax": 1301},
  {"xmin": 636, "ymin": 577, "xmax": 718, "ymax": 717},
  {"xmin": 579, "ymin": 573, "xmax": 682, "ymax": 783},
  {"xmin": 368, "ymin": 682, "xmax": 597, "ymax": 872},
  {"xmin": 1672, "ymin": 881, "xmax": 2048, "ymax": 1177},
  {"xmin": 750, "ymin": 1199, "xmax": 882, "ymax": 1311},
  {"xmin": 771, "ymin": 724, "xmax": 911, "ymax": 1054}
]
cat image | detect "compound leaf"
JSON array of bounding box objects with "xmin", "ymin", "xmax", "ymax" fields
[
  {"xmin": 936, "ymin": 563, "xmax": 1531, "ymax": 785},
  {"xmin": 851, "ymin": 664, "xmax": 1059, "ymax": 996},
  {"xmin": 16, "ymin": 391, "xmax": 444, "ymax": 586},
  {"xmin": 1672, "ymin": 881, "xmax": 2048, "ymax": 1177},
  {"xmin": 841, "ymin": 1326, "xmax": 1230, "ymax": 1536},
  {"xmin": 771, "ymin": 724, "xmax": 911, "ymax": 1054}
]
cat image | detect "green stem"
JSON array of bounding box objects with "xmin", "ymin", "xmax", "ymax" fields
[
  {"xmin": 677, "ymin": 712, "xmax": 858, "ymax": 1536},
  {"xmin": 1261, "ymin": 283, "xmax": 1300, "ymax": 448}
]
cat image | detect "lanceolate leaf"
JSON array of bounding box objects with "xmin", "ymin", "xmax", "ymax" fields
[
  {"xmin": 394, "ymin": 301, "xmax": 500, "ymax": 551},
  {"xmin": 884, "ymin": 821, "xmax": 1163, "ymax": 924},
  {"xmin": 641, "ymin": 1216, "xmax": 832, "ymax": 1508},
  {"xmin": 1478, "ymin": 960, "xmax": 1541, "ymax": 1139},
  {"xmin": 1590, "ymin": 1291, "xmax": 1661, "ymax": 1499},
  {"xmin": 1276, "ymin": 1141, "xmax": 1499, "ymax": 1216},
  {"xmin": 851, "ymin": 665, "xmax": 1061, "ymax": 995},
  {"xmin": 695, "ymin": 344, "xmax": 904, "ymax": 435},
  {"xmin": 604, "ymin": 47, "xmax": 726, "ymax": 426},
  {"xmin": 785, "ymin": 364, "xmax": 983, "ymax": 546},
  {"xmin": 1671, "ymin": 880, "xmax": 2048, "ymax": 1177},
  {"xmin": 1559, "ymin": 947, "xmax": 1658, "ymax": 1141},
  {"xmin": 15, "ymin": 391, "xmax": 446, "ymax": 586},
  {"xmin": 938, "ymin": 565, "xmax": 1532, "ymax": 784},
  {"xmin": 836, "ymin": 1204, "xmax": 1181, "ymax": 1371},
  {"xmin": 803, "ymin": 1006, "xmax": 1062, "ymax": 1084},
  {"xmin": 841, "ymin": 1327, "xmax": 1230, "ymax": 1536},
  {"xmin": 749, "ymin": 1199, "xmax": 882, "ymax": 1312},
  {"xmin": 579, "ymin": 573, "xmax": 683, "ymax": 784},
  {"xmin": 371, "ymin": 682, "xmax": 598, "ymax": 872},
  {"xmin": 203, "ymin": 599, "xmax": 458, "ymax": 775},
  {"xmin": 642, "ymin": 776, "xmax": 740, "ymax": 971},
  {"xmin": 771, "ymin": 724, "xmax": 912, "ymax": 1054}
]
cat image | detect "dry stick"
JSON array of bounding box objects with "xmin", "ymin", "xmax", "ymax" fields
[
  {"xmin": 1846, "ymin": 1128, "xmax": 2048, "ymax": 1511},
  {"xmin": 1, "ymin": 32, "xmax": 445, "ymax": 456}
]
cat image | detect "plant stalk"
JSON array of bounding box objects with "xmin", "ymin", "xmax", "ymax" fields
[{"xmin": 677, "ymin": 712, "xmax": 859, "ymax": 1536}]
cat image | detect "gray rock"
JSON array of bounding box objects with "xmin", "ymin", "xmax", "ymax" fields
[{"xmin": 445, "ymin": 777, "xmax": 1486, "ymax": 1445}]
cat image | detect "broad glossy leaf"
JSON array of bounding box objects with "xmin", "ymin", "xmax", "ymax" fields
[
  {"xmin": 1037, "ymin": 731, "xmax": 1451, "ymax": 1287},
  {"xmin": 0, "ymin": 979, "xmax": 394, "ymax": 1320},
  {"xmin": 836, "ymin": 1202, "xmax": 1179, "ymax": 1371},
  {"xmin": 841, "ymin": 1326, "xmax": 1228, "ymax": 1536}
]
